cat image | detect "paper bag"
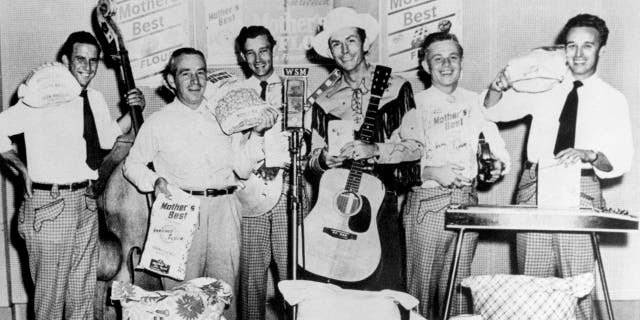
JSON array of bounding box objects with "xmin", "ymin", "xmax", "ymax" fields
[
  {"xmin": 137, "ymin": 186, "xmax": 201, "ymax": 280},
  {"xmin": 537, "ymin": 158, "xmax": 580, "ymax": 209},
  {"xmin": 328, "ymin": 120, "xmax": 354, "ymax": 156}
]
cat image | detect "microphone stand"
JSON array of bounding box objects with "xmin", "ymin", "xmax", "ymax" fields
[{"xmin": 288, "ymin": 128, "xmax": 303, "ymax": 320}]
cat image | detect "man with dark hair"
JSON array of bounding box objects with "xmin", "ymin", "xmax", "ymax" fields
[
  {"xmin": 304, "ymin": 7, "xmax": 418, "ymax": 292},
  {"xmin": 555, "ymin": 13, "xmax": 609, "ymax": 47},
  {"xmin": 397, "ymin": 31, "xmax": 510, "ymax": 319},
  {"xmin": 484, "ymin": 14, "xmax": 633, "ymax": 320},
  {"xmin": 124, "ymin": 47, "xmax": 277, "ymax": 320},
  {"xmin": 163, "ymin": 47, "xmax": 207, "ymax": 78},
  {"xmin": 0, "ymin": 30, "xmax": 144, "ymax": 320},
  {"xmin": 235, "ymin": 25, "xmax": 294, "ymax": 320}
]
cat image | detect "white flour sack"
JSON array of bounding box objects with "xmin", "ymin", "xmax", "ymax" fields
[{"xmin": 137, "ymin": 186, "xmax": 201, "ymax": 281}]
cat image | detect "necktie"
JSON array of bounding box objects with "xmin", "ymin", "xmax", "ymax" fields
[
  {"xmin": 553, "ymin": 80, "xmax": 583, "ymax": 155},
  {"xmin": 82, "ymin": 90, "xmax": 103, "ymax": 170},
  {"xmin": 259, "ymin": 81, "xmax": 268, "ymax": 101},
  {"xmin": 351, "ymin": 88, "xmax": 363, "ymax": 125}
]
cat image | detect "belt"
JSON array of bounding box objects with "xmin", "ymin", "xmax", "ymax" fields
[
  {"xmin": 181, "ymin": 186, "xmax": 237, "ymax": 197},
  {"xmin": 524, "ymin": 161, "xmax": 595, "ymax": 176},
  {"xmin": 32, "ymin": 180, "xmax": 90, "ymax": 191}
]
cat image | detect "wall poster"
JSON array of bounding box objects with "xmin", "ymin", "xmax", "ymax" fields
[
  {"xmin": 206, "ymin": 0, "xmax": 334, "ymax": 66},
  {"xmin": 111, "ymin": 0, "xmax": 193, "ymax": 87},
  {"xmin": 386, "ymin": 0, "xmax": 462, "ymax": 72}
]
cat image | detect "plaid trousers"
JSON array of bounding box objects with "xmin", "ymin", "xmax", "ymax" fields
[
  {"xmin": 516, "ymin": 164, "xmax": 604, "ymax": 320},
  {"xmin": 404, "ymin": 186, "xmax": 478, "ymax": 319},
  {"xmin": 17, "ymin": 187, "xmax": 98, "ymax": 320},
  {"xmin": 240, "ymin": 174, "xmax": 312, "ymax": 320}
]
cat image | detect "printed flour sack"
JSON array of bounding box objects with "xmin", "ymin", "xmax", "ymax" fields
[{"xmin": 137, "ymin": 186, "xmax": 201, "ymax": 280}]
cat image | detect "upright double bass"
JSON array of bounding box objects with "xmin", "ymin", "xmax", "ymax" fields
[{"xmin": 93, "ymin": 1, "xmax": 162, "ymax": 318}]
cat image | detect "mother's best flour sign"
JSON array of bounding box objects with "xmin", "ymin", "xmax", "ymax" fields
[{"xmin": 386, "ymin": 0, "xmax": 462, "ymax": 72}]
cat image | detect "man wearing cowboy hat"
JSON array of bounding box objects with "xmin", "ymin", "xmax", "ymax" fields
[{"xmin": 305, "ymin": 7, "xmax": 421, "ymax": 291}]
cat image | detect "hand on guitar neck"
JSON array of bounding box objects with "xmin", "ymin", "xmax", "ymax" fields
[{"xmin": 319, "ymin": 141, "xmax": 379, "ymax": 170}]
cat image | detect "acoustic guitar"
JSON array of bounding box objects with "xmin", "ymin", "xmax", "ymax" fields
[{"xmin": 298, "ymin": 65, "xmax": 391, "ymax": 282}]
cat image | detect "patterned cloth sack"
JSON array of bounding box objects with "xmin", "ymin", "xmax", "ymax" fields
[
  {"xmin": 111, "ymin": 277, "xmax": 232, "ymax": 320},
  {"xmin": 213, "ymin": 86, "xmax": 273, "ymax": 135},
  {"xmin": 461, "ymin": 273, "xmax": 594, "ymax": 320},
  {"xmin": 279, "ymin": 280, "xmax": 427, "ymax": 320}
]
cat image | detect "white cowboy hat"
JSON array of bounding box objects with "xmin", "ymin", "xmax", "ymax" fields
[{"xmin": 311, "ymin": 7, "xmax": 379, "ymax": 59}]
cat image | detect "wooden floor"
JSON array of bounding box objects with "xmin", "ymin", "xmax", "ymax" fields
[{"xmin": 4, "ymin": 298, "xmax": 639, "ymax": 319}]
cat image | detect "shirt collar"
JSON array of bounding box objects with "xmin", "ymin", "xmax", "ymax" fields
[
  {"xmin": 168, "ymin": 97, "xmax": 210, "ymax": 113},
  {"xmin": 566, "ymin": 72, "xmax": 600, "ymax": 88},
  {"xmin": 426, "ymin": 85, "xmax": 460, "ymax": 100},
  {"xmin": 247, "ymin": 72, "xmax": 281, "ymax": 86},
  {"xmin": 326, "ymin": 66, "xmax": 374, "ymax": 98}
]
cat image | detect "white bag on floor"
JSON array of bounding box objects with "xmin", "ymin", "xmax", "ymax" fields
[
  {"xmin": 137, "ymin": 185, "xmax": 200, "ymax": 280},
  {"xmin": 279, "ymin": 280, "xmax": 427, "ymax": 320}
]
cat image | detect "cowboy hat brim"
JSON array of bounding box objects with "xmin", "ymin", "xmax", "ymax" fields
[{"xmin": 311, "ymin": 7, "xmax": 379, "ymax": 59}]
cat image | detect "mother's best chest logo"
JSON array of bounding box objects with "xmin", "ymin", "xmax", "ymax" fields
[{"xmin": 432, "ymin": 108, "xmax": 469, "ymax": 130}]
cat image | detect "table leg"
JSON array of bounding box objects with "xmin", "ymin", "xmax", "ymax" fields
[
  {"xmin": 443, "ymin": 228, "xmax": 465, "ymax": 320},
  {"xmin": 591, "ymin": 232, "xmax": 614, "ymax": 320}
]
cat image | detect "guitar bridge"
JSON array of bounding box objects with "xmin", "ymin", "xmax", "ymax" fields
[{"xmin": 323, "ymin": 227, "xmax": 357, "ymax": 240}]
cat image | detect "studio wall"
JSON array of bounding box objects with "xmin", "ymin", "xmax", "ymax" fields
[{"xmin": 0, "ymin": 0, "xmax": 638, "ymax": 317}]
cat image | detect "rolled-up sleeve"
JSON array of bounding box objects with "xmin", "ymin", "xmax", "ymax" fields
[
  {"xmin": 91, "ymin": 90, "xmax": 123, "ymax": 149},
  {"xmin": 123, "ymin": 120, "xmax": 160, "ymax": 192},
  {"xmin": 592, "ymin": 94, "xmax": 633, "ymax": 179},
  {"xmin": 481, "ymin": 89, "xmax": 533, "ymax": 123},
  {"xmin": 232, "ymin": 132, "xmax": 264, "ymax": 179},
  {"xmin": 376, "ymin": 108, "xmax": 423, "ymax": 164},
  {"xmin": 0, "ymin": 103, "xmax": 28, "ymax": 152}
]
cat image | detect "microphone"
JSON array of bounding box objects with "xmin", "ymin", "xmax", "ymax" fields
[{"xmin": 283, "ymin": 68, "xmax": 308, "ymax": 130}]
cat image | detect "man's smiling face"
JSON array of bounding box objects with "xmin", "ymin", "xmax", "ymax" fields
[
  {"xmin": 242, "ymin": 34, "xmax": 274, "ymax": 81},
  {"xmin": 63, "ymin": 43, "xmax": 99, "ymax": 88},
  {"xmin": 328, "ymin": 27, "xmax": 366, "ymax": 73},
  {"xmin": 565, "ymin": 26, "xmax": 602, "ymax": 80},
  {"xmin": 422, "ymin": 39, "xmax": 462, "ymax": 91}
]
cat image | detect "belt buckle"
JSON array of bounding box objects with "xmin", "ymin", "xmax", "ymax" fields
[
  {"xmin": 50, "ymin": 184, "xmax": 60, "ymax": 198},
  {"xmin": 205, "ymin": 189, "xmax": 216, "ymax": 197}
]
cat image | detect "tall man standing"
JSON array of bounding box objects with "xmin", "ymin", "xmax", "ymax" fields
[
  {"xmin": 305, "ymin": 7, "xmax": 419, "ymax": 291},
  {"xmin": 0, "ymin": 31, "xmax": 145, "ymax": 320},
  {"xmin": 484, "ymin": 14, "xmax": 633, "ymax": 320},
  {"xmin": 123, "ymin": 47, "xmax": 277, "ymax": 320},
  {"xmin": 235, "ymin": 25, "xmax": 298, "ymax": 320}
]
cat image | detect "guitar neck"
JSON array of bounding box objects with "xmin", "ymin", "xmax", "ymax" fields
[
  {"xmin": 344, "ymin": 65, "xmax": 391, "ymax": 193},
  {"xmin": 357, "ymin": 95, "xmax": 380, "ymax": 144}
]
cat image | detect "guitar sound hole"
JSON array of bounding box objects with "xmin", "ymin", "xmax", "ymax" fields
[
  {"xmin": 335, "ymin": 191, "xmax": 362, "ymax": 216},
  {"xmin": 348, "ymin": 196, "xmax": 371, "ymax": 233}
]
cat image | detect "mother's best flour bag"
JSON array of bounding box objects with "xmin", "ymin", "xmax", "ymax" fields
[{"xmin": 137, "ymin": 186, "xmax": 200, "ymax": 281}]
